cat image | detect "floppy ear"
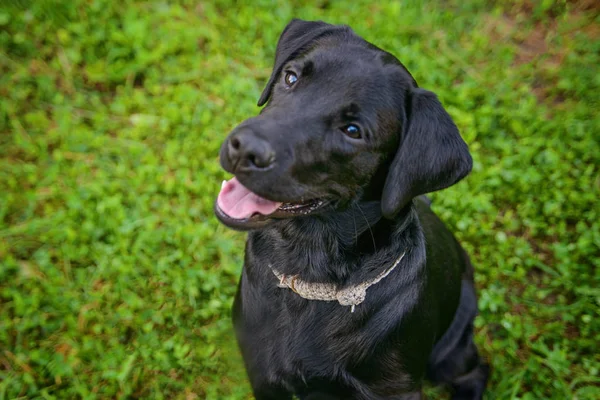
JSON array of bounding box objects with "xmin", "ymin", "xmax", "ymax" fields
[
  {"xmin": 381, "ymin": 88, "xmax": 473, "ymax": 219},
  {"xmin": 257, "ymin": 19, "xmax": 347, "ymax": 106}
]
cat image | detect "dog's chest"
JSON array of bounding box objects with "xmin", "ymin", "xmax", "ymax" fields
[{"xmin": 240, "ymin": 281, "xmax": 371, "ymax": 386}]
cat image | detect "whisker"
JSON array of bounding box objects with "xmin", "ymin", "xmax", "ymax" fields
[
  {"xmin": 356, "ymin": 203, "xmax": 377, "ymax": 252},
  {"xmin": 352, "ymin": 211, "xmax": 358, "ymax": 246}
]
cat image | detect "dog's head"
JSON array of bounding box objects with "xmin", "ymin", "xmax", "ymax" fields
[{"xmin": 216, "ymin": 19, "xmax": 472, "ymax": 230}]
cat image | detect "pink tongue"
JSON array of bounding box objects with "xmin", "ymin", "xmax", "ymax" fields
[{"xmin": 217, "ymin": 177, "xmax": 283, "ymax": 219}]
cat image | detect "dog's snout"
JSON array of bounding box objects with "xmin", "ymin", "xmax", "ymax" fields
[{"xmin": 227, "ymin": 129, "xmax": 275, "ymax": 172}]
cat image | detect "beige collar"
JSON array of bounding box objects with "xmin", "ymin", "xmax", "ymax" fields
[{"xmin": 270, "ymin": 251, "xmax": 406, "ymax": 313}]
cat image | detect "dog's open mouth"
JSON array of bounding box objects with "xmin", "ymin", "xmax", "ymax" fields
[{"xmin": 216, "ymin": 177, "xmax": 326, "ymax": 227}]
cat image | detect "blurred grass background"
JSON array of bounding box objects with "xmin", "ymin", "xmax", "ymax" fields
[{"xmin": 0, "ymin": 0, "xmax": 598, "ymax": 399}]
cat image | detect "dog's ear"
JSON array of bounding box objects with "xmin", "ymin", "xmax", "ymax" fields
[
  {"xmin": 381, "ymin": 88, "xmax": 472, "ymax": 219},
  {"xmin": 257, "ymin": 19, "xmax": 345, "ymax": 106}
]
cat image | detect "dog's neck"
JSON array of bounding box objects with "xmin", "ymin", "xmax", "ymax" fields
[{"xmin": 249, "ymin": 201, "xmax": 420, "ymax": 283}]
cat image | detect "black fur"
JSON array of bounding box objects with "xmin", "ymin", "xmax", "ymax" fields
[{"xmin": 216, "ymin": 19, "xmax": 489, "ymax": 399}]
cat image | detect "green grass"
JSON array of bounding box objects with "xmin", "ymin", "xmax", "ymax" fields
[{"xmin": 0, "ymin": 0, "xmax": 598, "ymax": 398}]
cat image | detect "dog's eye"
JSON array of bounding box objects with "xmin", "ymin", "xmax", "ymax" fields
[
  {"xmin": 284, "ymin": 72, "xmax": 298, "ymax": 87},
  {"xmin": 341, "ymin": 124, "xmax": 361, "ymax": 139}
]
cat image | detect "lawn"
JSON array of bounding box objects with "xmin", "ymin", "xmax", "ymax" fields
[{"xmin": 0, "ymin": 0, "xmax": 598, "ymax": 399}]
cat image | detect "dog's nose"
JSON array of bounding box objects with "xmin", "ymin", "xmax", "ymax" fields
[{"xmin": 227, "ymin": 129, "xmax": 275, "ymax": 171}]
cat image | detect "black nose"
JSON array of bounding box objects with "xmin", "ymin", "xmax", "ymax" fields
[{"xmin": 227, "ymin": 128, "xmax": 275, "ymax": 172}]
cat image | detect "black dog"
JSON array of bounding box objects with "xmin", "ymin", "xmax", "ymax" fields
[{"xmin": 215, "ymin": 19, "xmax": 489, "ymax": 400}]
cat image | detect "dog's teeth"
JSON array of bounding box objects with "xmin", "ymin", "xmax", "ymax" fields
[
  {"xmin": 221, "ymin": 180, "xmax": 227, "ymax": 189},
  {"xmin": 277, "ymin": 199, "xmax": 324, "ymax": 214}
]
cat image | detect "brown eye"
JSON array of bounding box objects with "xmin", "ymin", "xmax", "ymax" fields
[
  {"xmin": 284, "ymin": 72, "xmax": 298, "ymax": 87},
  {"xmin": 341, "ymin": 124, "xmax": 361, "ymax": 139}
]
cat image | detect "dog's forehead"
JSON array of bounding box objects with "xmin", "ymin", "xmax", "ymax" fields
[
  {"xmin": 288, "ymin": 43, "xmax": 404, "ymax": 115},
  {"xmin": 289, "ymin": 45, "xmax": 389, "ymax": 103},
  {"xmin": 294, "ymin": 39, "xmax": 415, "ymax": 93},
  {"xmin": 305, "ymin": 42, "xmax": 387, "ymax": 75}
]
